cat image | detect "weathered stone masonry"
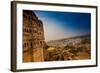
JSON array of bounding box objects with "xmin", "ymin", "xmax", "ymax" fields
[{"xmin": 23, "ymin": 10, "xmax": 45, "ymax": 62}]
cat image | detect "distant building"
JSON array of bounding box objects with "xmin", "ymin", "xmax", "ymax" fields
[{"xmin": 23, "ymin": 10, "xmax": 45, "ymax": 62}]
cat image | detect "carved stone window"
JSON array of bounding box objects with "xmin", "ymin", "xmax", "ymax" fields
[{"xmin": 30, "ymin": 42, "xmax": 33, "ymax": 48}]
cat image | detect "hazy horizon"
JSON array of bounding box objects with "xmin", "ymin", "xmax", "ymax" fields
[
  {"xmin": 46, "ymin": 34, "xmax": 90, "ymax": 42},
  {"xmin": 34, "ymin": 10, "xmax": 91, "ymax": 42}
]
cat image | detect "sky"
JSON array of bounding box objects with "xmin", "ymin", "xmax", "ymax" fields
[{"xmin": 34, "ymin": 10, "xmax": 91, "ymax": 42}]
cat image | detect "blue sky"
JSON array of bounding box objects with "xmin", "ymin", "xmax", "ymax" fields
[{"xmin": 34, "ymin": 10, "xmax": 91, "ymax": 41}]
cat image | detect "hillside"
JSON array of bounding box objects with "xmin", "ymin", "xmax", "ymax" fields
[{"xmin": 43, "ymin": 35, "xmax": 91, "ymax": 61}]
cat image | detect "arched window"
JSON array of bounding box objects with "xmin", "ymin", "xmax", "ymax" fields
[
  {"xmin": 23, "ymin": 43, "xmax": 26, "ymax": 48},
  {"xmin": 40, "ymin": 41, "xmax": 42, "ymax": 45},
  {"xmin": 24, "ymin": 28, "xmax": 26, "ymax": 32},
  {"xmin": 26, "ymin": 29, "xmax": 28, "ymax": 32},
  {"xmin": 29, "ymin": 29, "xmax": 32, "ymax": 33},
  {"xmin": 27, "ymin": 43, "xmax": 28, "ymax": 47},
  {"xmin": 30, "ymin": 42, "xmax": 33, "ymax": 48}
]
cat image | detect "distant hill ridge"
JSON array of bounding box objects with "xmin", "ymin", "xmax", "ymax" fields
[{"xmin": 46, "ymin": 34, "xmax": 90, "ymax": 48}]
